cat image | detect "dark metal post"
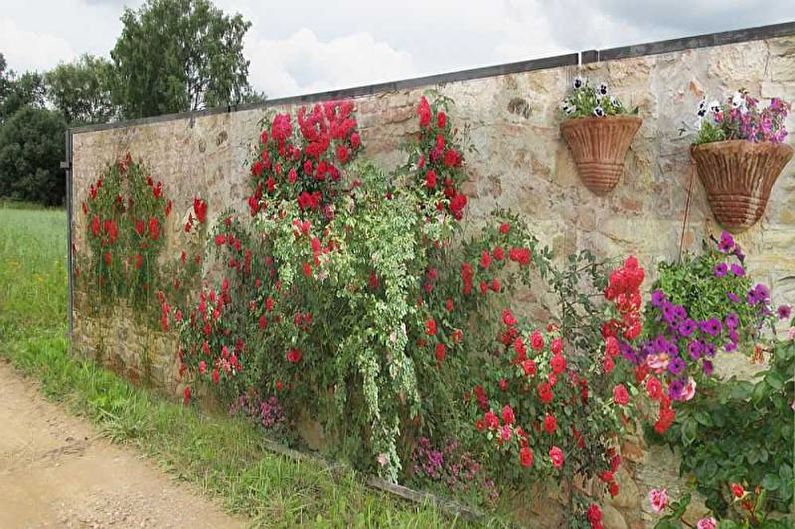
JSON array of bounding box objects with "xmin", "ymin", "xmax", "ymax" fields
[{"xmin": 60, "ymin": 129, "xmax": 74, "ymax": 340}]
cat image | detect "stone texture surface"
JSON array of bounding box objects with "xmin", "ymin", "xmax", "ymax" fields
[{"xmin": 69, "ymin": 35, "xmax": 795, "ymax": 528}]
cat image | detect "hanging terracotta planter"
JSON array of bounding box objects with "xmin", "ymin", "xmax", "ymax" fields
[
  {"xmin": 560, "ymin": 116, "xmax": 642, "ymax": 195},
  {"xmin": 690, "ymin": 140, "xmax": 793, "ymax": 233}
]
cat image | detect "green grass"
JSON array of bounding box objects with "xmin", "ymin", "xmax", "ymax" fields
[{"xmin": 0, "ymin": 205, "xmax": 502, "ymax": 529}]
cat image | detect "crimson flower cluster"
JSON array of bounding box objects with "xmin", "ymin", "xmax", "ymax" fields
[
  {"xmin": 413, "ymin": 96, "xmax": 468, "ymax": 220},
  {"xmin": 247, "ymin": 101, "xmax": 362, "ymax": 219}
]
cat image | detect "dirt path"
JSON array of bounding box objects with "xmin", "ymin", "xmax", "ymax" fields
[{"xmin": 0, "ymin": 360, "xmax": 249, "ymax": 529}]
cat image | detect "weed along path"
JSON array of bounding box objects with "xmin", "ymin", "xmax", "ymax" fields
[{"xmin": 0, "ymin": 361, "xmax": 248, "ymax": 529}]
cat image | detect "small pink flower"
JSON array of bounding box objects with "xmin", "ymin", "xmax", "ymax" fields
[
  {"xmin": 648, "ymin": 488, "xmax": 668, "ymax": 512},
  {"xmin": 681, "ymin": 377, "xmax": 697, "ymax": 401},
  {"xmin": 697, "ymin": 517, "xmax": 717, "ymax": 529},
  {"xmin": 376, "ymin": 453, "xmax": 388, "ymax": 466}
]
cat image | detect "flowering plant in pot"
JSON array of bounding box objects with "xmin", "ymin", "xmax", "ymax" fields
[
  {"xmin": 559, "ymin": 76, "xmax": 641, "ymax": 195},
  {"xmin": 691, "ymin": 89, "xmax": 792, "ymax": 233}
]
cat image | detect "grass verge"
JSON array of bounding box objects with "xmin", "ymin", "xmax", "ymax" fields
[{"xmin": 0, "ymin": 205, "xmax": 501, "ymax": 528}]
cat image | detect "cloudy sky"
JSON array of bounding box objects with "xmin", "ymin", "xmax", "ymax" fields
[{"xmin": 1, "ymin": 0, "xmax": 793, "ymax": 98}]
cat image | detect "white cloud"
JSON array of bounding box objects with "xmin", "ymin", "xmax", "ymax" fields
[
  {"xmin": 246, "ymin": 28, "xmax": 416, "ymax": 98},
  {"xmin": 0, "ymin": 17, "xmax": 76, "ymax": 72}
]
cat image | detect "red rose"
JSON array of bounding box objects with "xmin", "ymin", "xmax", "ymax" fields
[
  {"xmin": 425, "ymin": 319, "xmax": 437, "ymax": 336},
  {"xmin": 446, "ymin": 298, "xmax": 454, "ymax": 312},
  {"xmin": 544, "ymin": 413, "xmax": 557, "ymax": 434},
  {"xmin": 287, "ymin": 348, "xmax": 302, "ymax": 363},
  {"xmin": 550, "ymin": 353, "xmax": 566, "ymax": 375},
  {"xmin": 522, "ymin": 359, "xmax": 537, "ymax": 377},
  {"xmin": 519, "ymin": 446, "xmax": 534, "ymax": 467},
  {"xmin": 148, "ymin": 216, "xmax": 160, "ymax": 241},
  {"xmin": 425, "ymin": 169, "xmax": 437, "ymax": 189},
  {"xmin": 609, "ymin": 481, "xmax": 620, "ymax": 497},
  {"xmin": 499, "ymin": 223, "xmax": 510, "ymax": 234},
  {"xmin": 613, "ymin": 384, "xmax": 629, "ymax": 406},
  {"xmin": 437, "ymin": 111, "xmax": 446, "ymax": 128},
  {"xmin": 538, "ymin": 382, "xmax": 553, "ymax": 404},
  {"xmin": 501, "ymin": 404, "xmax": 515, "ymax": 425},
  {"xmin": 509, "ymin": 247, "xmax": 531, "ymax": 266},
  {"xmin": 183, "ymin": 385, "xmax": 191, "ymax": 405},
  {"xmin": 599, "ymin": 471, "xmax": 614, "ymax": 482},
  {"xmin": 550, "ymin": 337, "xmax": 563, "ymax": 355},
  {"xmin": 435, "ymin": 343, "xmax": 446, "ymax": 362},
  {"xmin": 646, "ymin": 377, "xmax": 663, "ymax": 400},
  {"xmin": 418, "ymin": 96, "xmax": 431, "ymax": 128},
  {"xmin": 492, "ymin": 246, "xmax": 505, "ymax": 261},
  {"xmin": 587, "ymin": 504, "xmax": 602, "ymax": 526},
  {"xmin": 212, "ymin": 367, "xmax": 220, "ymax": 385},
  {"xmin": 498, "ymin": 378, "xmax": 508, "ymax": 391},
  {"xmin": 502, "ymin": 309, "xmax": 517, "ymax": 327},
  {"xmin": 530, "ymin": 331, "xmax": 545, "ymax": 351},
  {"xmin": 731, "ymin": 483, "xmax": 746, "ymax": 498},
  {"xmin": 479, "ymin": 250, "xmax": 492, "ymax": 269},
  {"xmin": 549, "ymin": 446, "xmax": 564, "ymax": 468},
  {"xmin": 104, "ymin": 251, "xmax": 112, "ymax": 266},
  {"xmin": 484, "ymin": 410, "xmax": 499, "ymax": 430},
  {"xmin": 350, "ymin": 132, "xmax": 361, "ymax": 149}
]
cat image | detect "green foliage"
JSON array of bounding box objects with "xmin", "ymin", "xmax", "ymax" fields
[
  {"xmin": 0, "ymin": 206, "xmax": 501, "ymax": 528},
  {"xmin": 651, "ymin": 236, "xmax": 764, "ymax": 348},
  {"xmin": 110, "ymin": 0, "xmax": 260, "ymax": 118},
  {"xmin": 651, "ymin": 336, "xmax": 794, "ymax": 516},
  {"xmin": 77, "ymin": 155, "xmax": 177, "ymax": 319},
  {"xmin": 0, "ymin": 106, "xmax": 66, "ymax": 206},
  {"xmin": 45, "ymin": 54, "xmax": 116, "ymax": 125},
  {"xmin": 0, "ymin": 67, "xmax": 46, "ymax": 122},
  {"xmin": 560, "ymin": 76, "xmax": 634, "ymax": 119}
]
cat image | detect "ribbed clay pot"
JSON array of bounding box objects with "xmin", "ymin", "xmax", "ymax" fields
[
  {"xmin": 560, "ymin": 115, "xmax": 642, "ymax": 195},
  {"xmin": 691, "ymin": 140, "xmax": 793, "ymax": 233}
]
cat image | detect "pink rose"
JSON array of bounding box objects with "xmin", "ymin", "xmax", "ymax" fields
[
  {"xmin": 648, "ymin": 488, "xmax": 668, "ymax": 513},
  {"xmin": 697, "ymin": 517, "xmax": 717, "ymax": 529}
]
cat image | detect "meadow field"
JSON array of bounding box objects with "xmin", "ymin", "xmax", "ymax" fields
[{"xmin": 0, "ymin": 205, "xmax": 489, "ymax": 529}]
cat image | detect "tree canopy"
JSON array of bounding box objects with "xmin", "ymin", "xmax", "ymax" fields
[
  {"xmin": 0, "ymin": 106, "xmax": 66, "ymax": 206},
  {"xmin": 110, "ymin": 0, "xmax": 261, "ymax": 119},
  {"xmin": 45, "ymin": 54, "xmax": 116, "ymax": 125}
]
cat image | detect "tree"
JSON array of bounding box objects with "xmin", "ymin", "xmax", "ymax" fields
[
  {"xmin": 45, "ymin": 54, "xmax": 116, "ymax": 125},
  {"xmin": 0, "ymin": 106, "xmax": 66, "ymax": 205},
  {"xmin": 0, "ymin": 65, "xmax": 46, "ymax": 122},
  {"xmin": 110, "ymin": 0, "xmax": 260, "ymax": 119}
]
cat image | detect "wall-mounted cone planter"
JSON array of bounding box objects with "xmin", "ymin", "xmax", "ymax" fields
[
  {"xmin": 691, "ymin": 140, "xmax": 793, "ymax": 233},
  {"xmin": 560, "ymin": 116, "xmax": 642, "ymax": 195}
]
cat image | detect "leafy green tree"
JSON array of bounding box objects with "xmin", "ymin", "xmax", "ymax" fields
[
  {"xmin": 0, "ymin": 106, "xmax": 66, "ymax": 205},
  {"xmin": 110, "ymin": 0, "xmax": 261, "ymax": 118},
  {"xmin": 45, "ymin": 54, "xmax": 116, "ymax": 125},
  {"xmin": 0, "ymin": 65, "xmax": 46, "ymax": 122}
]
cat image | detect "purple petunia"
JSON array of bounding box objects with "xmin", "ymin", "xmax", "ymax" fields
[
  {"xmin": 718, "ymin": 231, "xmax": 735, "ymax": 253},
  {"xmin": 651, "ymin": 289, "xmax": 667, "ymax": 308},
  {"xmin": 778, "ymin": 305, "xmax": 792, "ymax": 321},
  {"xmin": 747, "ymin": 283, "xmax": 771, "ymax": 306},
  {"xmin": 727, "ymin": 292, "xmax": 740, "ymax": 303},
  {"xmin": 662, "ymin": 302, "xmax": 675, "ymax": 323},
  {"xmin": 668, "ymin": 357, "xmax": 686, "ymax": 375},
  {"xmin": 702, "ymin": 360, "xmax": 714, "ymax": 376},
  {"xmin": 679, "ymin": 318, "xmax": 697, "ymax": 337},
  {"xmin": 714, "ymin": 263, "xmax": 728, "ymax": 277},
  {"xmin": 688, "ymin": 340, "xmax": 703, "ymax": 359},
  {"xmin": 668, "ymin": 378, "xmax": 686, "ymax": 399},
  {"xmin": 725, "ymin": 340, "xmax": 737, "ymax": 352},
  {"xmin": 673, "ymin": 305, "xmax": 688, "ymax": 323},
  {"xmin": 725, "ymin": 312, "xmax": 739, "ymax": 329},
  {"xmin": 703, "ymin": 342, "xmax": 717, "ymax": 357},
  {"xmin": 730, "ymin": 263, "xmax": 745, "ymax": 277},
  {"xmin": 700, "ymin": 318, "xmax": 723, "ymax": 337}
]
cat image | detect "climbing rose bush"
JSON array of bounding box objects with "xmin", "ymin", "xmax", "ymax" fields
[{"xmin": 168, "ymin": 95, "xmax": 682, "ymax": 527}]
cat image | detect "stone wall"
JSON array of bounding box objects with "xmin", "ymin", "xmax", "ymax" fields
[{"xmin": 69, "ymin": 29, "xmax": 795, "ymax": 529}]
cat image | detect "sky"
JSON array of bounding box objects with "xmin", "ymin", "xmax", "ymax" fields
[{"xmin": 1, "ymin": 0, "xmax": 794, "ymax": 99}]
